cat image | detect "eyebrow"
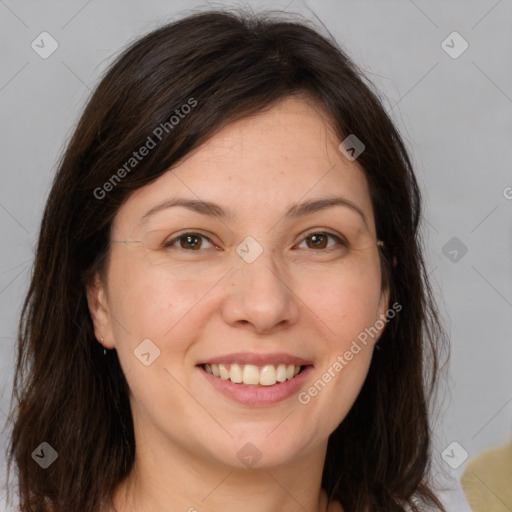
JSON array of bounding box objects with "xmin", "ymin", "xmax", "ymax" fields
[{"xmin": 141, "ymin": 195, "xmax": 368, "ymax": 227}]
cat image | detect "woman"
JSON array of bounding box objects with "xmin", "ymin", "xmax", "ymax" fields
[{"xmin": 5, "ymin": 8, "xmax": 448, "ymax": 512}]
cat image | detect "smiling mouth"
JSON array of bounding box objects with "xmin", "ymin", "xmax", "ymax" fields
[{"xmin": 201, "ymin": 363, "xmax": 307, "ymax": 386}]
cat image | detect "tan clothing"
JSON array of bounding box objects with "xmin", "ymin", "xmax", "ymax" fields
[{"xmin": 461, "ymin": 440, "xmax": 512, "ymax": 512}]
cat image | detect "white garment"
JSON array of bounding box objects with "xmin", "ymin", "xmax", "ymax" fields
[{"xmin": 437, "ymin": 478, "xmax": 474, "ymax": 512}]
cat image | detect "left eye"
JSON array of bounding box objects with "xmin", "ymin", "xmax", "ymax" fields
[
  {"xmin": 163, "ymin": 231, "xmax": 345, "ymax": 251},
  {"xmin": 296, "ymin": 232, "xmax": 345, "ymax": 250}
]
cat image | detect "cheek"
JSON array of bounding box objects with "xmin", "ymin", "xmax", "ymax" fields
[
  {"xmin": 107, "ymin": 253, "xmax": 216, "ymax": 345},
  {"xmin": 297, "ymin": 259, "xmax": 382, "ymax": 420},
  {"xmin": 303, "ymin": 258, "xmax": 383, "ymax": 340}
]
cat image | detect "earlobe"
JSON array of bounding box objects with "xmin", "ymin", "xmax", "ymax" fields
[{"xmin": 86, "ymin": 274, "xmax": 114, "ymax": 349}]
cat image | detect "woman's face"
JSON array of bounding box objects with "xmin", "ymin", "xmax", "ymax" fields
[{"xmin": 88, "ymin": 96, "xmax": 389, "ymax": 470}]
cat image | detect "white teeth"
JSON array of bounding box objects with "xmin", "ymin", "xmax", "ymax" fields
[
  {"xmin": 218, "ymin": 363, "xmax": 229, "ymax": 380},
  {"xmin": 259, "ymin": 364, "xmax": 277, "ymax": 386},
  {"xmin": 276, "ymin": 364, "xmax": 287, "ymax": 382},
  {"xmin": 242, "ymin": 364, "xmax": 260, "ymax": 385},
  {"xmin": 230, "ymin": 363, "xmax": 243, "ymax": 383},
  {"xmin": 204, "ymin": 363, "xmax": 303, "ymax": 386}
]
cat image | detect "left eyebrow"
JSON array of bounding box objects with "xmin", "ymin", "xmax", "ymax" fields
[
  {"xmin": 140, "ymin": 195, "xmax": 368, "ymax": 228},
  {"xmin": 283, "ymin": 196, "xmax": 368, "ymax": 228}
]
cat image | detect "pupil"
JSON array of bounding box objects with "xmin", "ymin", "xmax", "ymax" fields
[
  {"xmin": 184, "ymin": 235, "xmax": 200, "ymax": 250},
  {"xmin": 310, "ymin": 234, "xmax": 327, "ymax": 249}
]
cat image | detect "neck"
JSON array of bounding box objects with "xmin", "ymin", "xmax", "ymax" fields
[{"xmin": 112, "ymin": 434, "xmax": 330, "ymax": 512}]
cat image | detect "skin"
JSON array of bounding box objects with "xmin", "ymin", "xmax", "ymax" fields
[{"xmin": 87, "ymin": 95, "xmax": 390, "ymax": 512}]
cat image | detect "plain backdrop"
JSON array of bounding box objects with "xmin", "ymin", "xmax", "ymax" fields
[{"xmin": 0, "ymin": 0, "xmax": 511, "ymax": 510}]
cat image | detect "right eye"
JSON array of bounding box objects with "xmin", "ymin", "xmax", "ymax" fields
[{"xmin": 163, "ymin": 232, "xmax": 216, "ymax": 251}]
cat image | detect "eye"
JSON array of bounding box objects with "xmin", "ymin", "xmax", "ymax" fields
[
  {"xmin": 163, "ymin": 232, "xmax": 215, "ymax": 251},
  {"xmin": 163, "ymin": 230, "xmax": 347, "ymax": 252},
  {"xmin": 296, "ymin": 231, "xmax": 346, "ymax": 250}
]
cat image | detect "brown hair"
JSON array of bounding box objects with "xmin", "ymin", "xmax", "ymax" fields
[{"xmin": 5, "ymin": 7, "xmax": 448, "ymax": 512}]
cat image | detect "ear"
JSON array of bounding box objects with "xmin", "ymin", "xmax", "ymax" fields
[{"xmin": 86, "ymin": 273, "xmax": 115, "ymax": 349}]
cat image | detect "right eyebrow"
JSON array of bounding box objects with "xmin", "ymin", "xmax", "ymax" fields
[{"xmin": 141, "ymin": 197, "xmax": 234, "ymax": 222}]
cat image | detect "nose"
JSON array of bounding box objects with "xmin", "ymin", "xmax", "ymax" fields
[{"xmin": 221, "ymin": 248, "xmax": 300, "ymax": 334}]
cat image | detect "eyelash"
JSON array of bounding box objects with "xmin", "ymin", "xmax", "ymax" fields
[{"xmin": 163, "ymin": 231, "xmax": 347, "ymax": 252}]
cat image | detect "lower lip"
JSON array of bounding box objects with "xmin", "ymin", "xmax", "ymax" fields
[{"xmin": 198, "ymin": 365, "xmax": 314, "ymax": 406}]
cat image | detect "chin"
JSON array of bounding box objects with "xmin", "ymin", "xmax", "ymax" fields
[{"xmin": 212, "ymin": 429, "xmax": 316, "ymax": 470}]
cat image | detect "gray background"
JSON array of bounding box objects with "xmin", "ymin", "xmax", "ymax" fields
[{"xmin": 1, "ymin": 0, "xmax": 511, "ymax": 509}]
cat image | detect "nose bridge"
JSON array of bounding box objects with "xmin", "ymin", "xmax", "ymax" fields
[
  {"xmin": 241, "ymin": 245, "xmax": 284, "ymax": 291},
  {"xmin": 237, "ymin": 239, "xmax": 289, "ymax": 303},
  {"xmin": 223, "ymin": 238, "xmax": 299, "ymax": 332}
]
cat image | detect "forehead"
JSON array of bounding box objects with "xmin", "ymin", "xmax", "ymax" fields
[
  {"xmin": 116, "ymin": 96, "xmax": 375, "ymax": 232},
  {"xmin": 184, "ymin": 96, "xmax": 360, "ymax": 181}
]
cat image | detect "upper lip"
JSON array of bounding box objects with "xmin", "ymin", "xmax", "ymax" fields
[{"xmin": 196, "ymin": 352, "xmax": 313, "ymax": 367}]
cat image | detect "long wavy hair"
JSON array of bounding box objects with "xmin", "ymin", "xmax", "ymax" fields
[{"xmin": 4, "ymin": 7, "xmax": 448, "ymax": 512}]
